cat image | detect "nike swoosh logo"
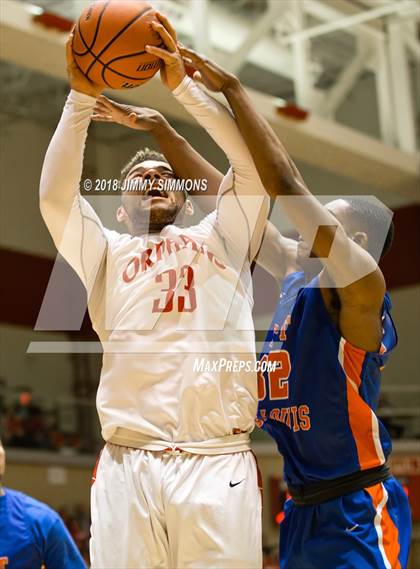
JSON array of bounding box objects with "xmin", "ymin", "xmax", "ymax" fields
[
  {"xmin": 229, "ymin": 479, "xmax": 244, "ymax": 488},
  {"xmin": 345, "ymin": 524, "xmax": 359, "ymax": 532}
]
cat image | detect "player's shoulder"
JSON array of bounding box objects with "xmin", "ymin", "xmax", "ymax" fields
[
  {"xmin": 4, "ymin": 489, "xmax": 84, "ymax": 566},
  {"xmin": 103, "ymin": 227, "xmax": 127, "ymax": 244},
  {"xmin": 187, "ymin": 210, "xmax": 217, "ymax": 235},
  {"xmin": 103, "ymin": 228, "xmax": 144, "ymax": 252},
  {"xmin": 186, "ymin": 210, "xmax": 225, "ymax": 245},
  {"xmin": 4, "ymin": 487, "xmax": 32, "ymax": 509},
  {"xmin": 3, "ymin": 488, "xmax": 60, "ymax": 540},
  {"xmin": 9, "ymin": 488, "xmax": 58, "ymax": 522}
]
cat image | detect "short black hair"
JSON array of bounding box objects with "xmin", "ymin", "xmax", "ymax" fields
[
  {"xmin": 119, "ymin": 147, "xmax": 170, "ymax": 186},
  {"xmin": 344, "ymin": 197, "xmax": 394, "ymax": 259}
]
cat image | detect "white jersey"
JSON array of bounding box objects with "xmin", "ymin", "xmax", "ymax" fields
[{"xmin": 40, "ymin": 77, "xmax": 269, "ymax": 449}]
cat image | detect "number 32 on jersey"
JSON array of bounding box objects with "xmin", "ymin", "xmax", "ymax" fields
[{"xmin": 258, "ymin": 350, "xmax": 291, "ymax": 401}]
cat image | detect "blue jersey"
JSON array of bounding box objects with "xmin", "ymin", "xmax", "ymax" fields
[
  {"xmin": 0, "ymin": 488, "xmax": 86, "ymax": 569},
  {"xmin": 257, "ymin": 271, "xmax": 397, "ymax": 488}
]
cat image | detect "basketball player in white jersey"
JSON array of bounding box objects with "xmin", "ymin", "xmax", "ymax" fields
[{"xmin": 39, "ymin": 14, "xmax": 268, "ymax": 569}]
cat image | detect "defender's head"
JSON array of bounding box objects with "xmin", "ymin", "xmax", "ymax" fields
[
  {"xmin": 117, "ymin": 148, "xmax": 192, "ymax": 235},
  {"xmin": 297, "ymin": 197, "xmax": 394, "ymax": 270}
]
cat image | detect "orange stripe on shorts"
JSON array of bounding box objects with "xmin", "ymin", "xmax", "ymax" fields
[
  {"xmin": 91, "ymin": 447, "xmax": 103, "ymax": 486},
  {"xmin": 366, "ymin": 483, "xmax": 401, "ymax": 569}
]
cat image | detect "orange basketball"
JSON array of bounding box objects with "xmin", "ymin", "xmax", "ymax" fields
[{"xmin": 72, "ymin": 0, "xmax": 163, "ymax": 90}]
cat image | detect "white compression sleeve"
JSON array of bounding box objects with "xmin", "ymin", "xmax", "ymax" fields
[
  {"xmin": 173, "ymin": 76, "xmax": 269, "ymax": 262},
  {"xmin": 40, "ymin": 90, "xmax": 107, "ymax": 291}
]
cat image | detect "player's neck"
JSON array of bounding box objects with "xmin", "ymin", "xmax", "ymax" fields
[
  {"xmin": 0, "ymin": 484, "xmax": 4, "ymax": 497},
  {"xmin": 298, "ymin": 258, "xmax": 323, "ymax": 282},
  {"xmin": 297, "ymin": 264, "xmax": 322, "ymax": 283},
  {"xmin": 304, "ymin": 267, "xmax": 321, "ymax": 281},
  {"xmin": 131, "ymin": 220, "xmax": 177, "ymax": 237}
]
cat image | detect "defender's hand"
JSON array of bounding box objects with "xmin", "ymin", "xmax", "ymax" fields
[
  {"xmin": 66, "ymin": 29, "xmax": 103, "ymax": 98},
  {"xmin": 92, "ymin": 95, "xmax": 167, "ymax": 133},
  {"xmin": 179, "ymin": 45, "xmax": 238, "ymax": 93},
  {"xmin": 144, "ymin": 12, "xmax": 186, "ymax": 91}
]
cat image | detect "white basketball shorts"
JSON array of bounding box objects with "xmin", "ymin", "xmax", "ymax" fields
[{"xmin": 90, "ymin": 443, "xmax": 262, "ymax": 568}]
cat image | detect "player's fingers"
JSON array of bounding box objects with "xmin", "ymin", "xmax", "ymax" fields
[
  {"xmin": 182, "ymin": 56, "xmax": 194, "ymax": 67},
  {"xmin": 66, "ymin": 28, "xmax": 76, "ymax": 65},
  {"xmin": 100, "ymin": 94, "xmax": 124, "ymax": 108},
  {"xmin": 193, "ymin": 70, "xmax": 203, "ymax": 83},
  {"xmin": 155, "ymin": 12, "xmax": 177, "ymax": 42},
  {"xmin": 151, "ymin": 21, "xmax": 177, "ymax": 52},
  {"xmin": 128, "ymin": 112, "xmax": 140, "ymax": 122},
  {"xmin": 178, "ymin": 45, "xmax": 196, "ymax": 57},
  {"xmin": 93, "ymin": 105, "xmax": 109, "ymax": 116},
  {"xmin": 93, "ymin": 107, "xmax": 109, "ymax": 119},
  {"xmin": 178, "ymin": 46, "xmax": 206, "ymax": 69},
  {"xmin": 96, "ymin": 100, "xmax": 119, "ymax": 115},
  {"xmin": 95, "ymin": 97, "xmax": 110, "ymax": 108},
  {"xmin": 178, "ymin": 45, "xmax": 202, "ymax": 59},
  {"xmin": 91, "ymin": 114, "xmax": 113, "ymax": 122},
  {"xmin": 97, "ymin": 95, "xmax": 115, "ymax": 107},
  {"xmin": 93, "ymin": 105, "xmax": 111, "ymax": 118},
  {"xmin": 145, "ymin": 45, "xmax": 177, "ymax": 63}
]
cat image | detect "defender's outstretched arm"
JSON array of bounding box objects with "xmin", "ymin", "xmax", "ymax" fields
[
  {"xmin": 180, "ymin": 46, "xmax": 387, "ymax": 351},
  {"xmin": 92, "ymin": 95, "xmax": 223, "ymax": 211}
]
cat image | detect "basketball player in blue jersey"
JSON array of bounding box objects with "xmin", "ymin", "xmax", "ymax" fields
[
  {"xmin": 180, "ymin": 48, "xmax": 412, "ymax": 569},
  {"xmin": 0, "ymin": 438, "xmax": 86, "ymax": 569}
]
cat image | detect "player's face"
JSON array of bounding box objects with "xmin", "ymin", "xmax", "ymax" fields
[
  {"xmin": 120, "ymin": 160, "xmax": 186, "ymax": 230},
  {"xmin": 296, "ymin": 199, "xmax": 352, "ymax": 272},
  {"xmin": 0, "ymin": 440, "xmax": 5, "ymax": 479}
]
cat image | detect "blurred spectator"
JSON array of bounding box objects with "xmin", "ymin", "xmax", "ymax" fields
[
  {"xmin": 263, "ymin": 545, "xmax": 279, "ymax": 569},
  {"xmin": 59, "ymin": 504, "xmax": 91, "ymax": 564},
  {"xmin": 1, "ymin": 383, "xmax": 97, "ymax": 454},
  {"xmin": 0, "ymin": 378, "xmax": 6, "ymax": 415},
  {"xmin": 5, "ymin": 387, "xmax": 47, "ymax": 449}
]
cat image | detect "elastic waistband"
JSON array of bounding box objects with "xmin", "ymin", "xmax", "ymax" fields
[
  {"xmin": 288, "ymin": 463, "xmax": 391, "ymax": 506},
  {"xmin": 108, "ymin": 428, "xmax": 251, "ymax": 455}
]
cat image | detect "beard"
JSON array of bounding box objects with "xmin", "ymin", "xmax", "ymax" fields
[
  {"xmin": 127, "ymin": 201, "xmax": 182, "ymax": 232},
  {"xmin": 149, "ymin": 203, "xmax": 180, "ymax": 227}
]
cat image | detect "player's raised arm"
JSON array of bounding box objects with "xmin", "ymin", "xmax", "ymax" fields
[
  {"xmin": 224, "ymin": 87, "xmax": 386, "ymax": 271},
  {"xmin": 182, "ymin": 49, "xmax": 385, "ymax": 349},
  {"xmin": 181, "ymin": 46, "xmax": 391, "ymax": 350},
  {"xmin": 92, "ymin": 95, "xmax": 223, "ymax": 211},
  {"xmin": 146, "ymin": 14, "xmax": 269, "ymax": 261},
  {"xmin": 39, "ymin": 30, "xmax": 107, "ymax": 290},
  {"xmin": 254, "ymin": 221, "xmax": 300, "ymax": 284}
]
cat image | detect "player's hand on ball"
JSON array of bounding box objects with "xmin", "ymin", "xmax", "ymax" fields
[
  {"xmin": 179, "ymin": 46, "xmax": 237, "ymax": 93},
  {"xmin": 92, "ymin": 96, "xmax": 166, "ymax": 133},
  {"xmin": 144, "ymin": 12, "xmax": 186, "ymax": 91},
  {"xmin": 66, "ymin": 28, "xmax": 103, "ymax": 98}
]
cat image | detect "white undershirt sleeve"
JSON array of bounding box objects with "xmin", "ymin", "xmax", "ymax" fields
[
  {"xmin": 40, "ymin": 90, "xmax": 108, "ymax": 293},
  {"xmin": 173, "ymin": 76, "xmax": 269, "ymax": 263}
]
